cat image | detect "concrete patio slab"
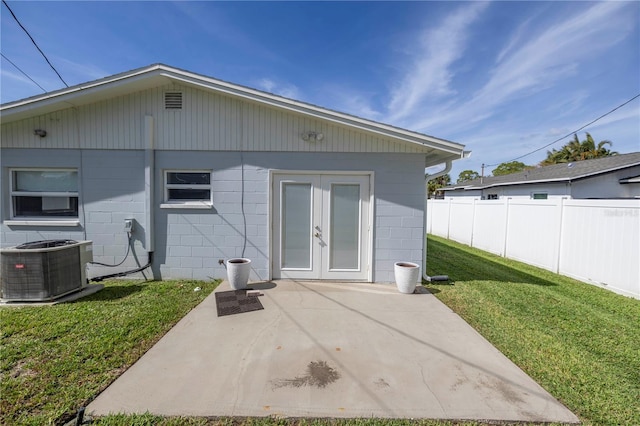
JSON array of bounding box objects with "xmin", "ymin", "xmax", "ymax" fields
[{"xmin": 87, "ymin": 280, "xmax": 579, "ymax": 423}]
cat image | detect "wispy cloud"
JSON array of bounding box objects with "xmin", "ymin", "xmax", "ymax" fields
[
  {"xmin": 495, "ymin": 15, "xmax": 534, "ymax": 65},
  {"xmin": 0, "ymin": 68, "xmax": 40, "ymax": 88},
  {"xmin": 408, "ymin": 2, "xmax": 635, "ymax": 134},
  {"xmin": 0, "ymin": 64, "xmax": 60, "ymax": 96},
  {"xmin": 563, "ymin": 106, "xmax": 640, "ymax": 135},
  {"xmin": 386, "ymin": 2, "xmax": 489, "ymax": 123},
  {"xmin": 255, "ymin": 78, "xmax": 300, "ymax": 100},
  {"xmin": 172, "ymin": 2, "xmax": 283, "ymax": 64},
  {"xmin": 337, "ymin": 92, "xmax": 382, "ymax": 121},
  {"xmin": 476, "ymin": 4, "xmax": 629, "ymax": 105},
  {"xmin": 315, "ymin": 84, "xmax": 383, "ymax": 121},
  {"xmin": 55, "ymin": 58, "xmax": 109, "ymax": 83}
]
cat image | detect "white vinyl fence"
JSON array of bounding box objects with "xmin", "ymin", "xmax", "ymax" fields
[{"xmin": 427, "ymin": 198, "xmax": 640, "ymax": 299}]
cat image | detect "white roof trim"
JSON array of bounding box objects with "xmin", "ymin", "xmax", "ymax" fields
[{"xmin": 1, "ymin": 64, "xmax": 465, "ymax": 157}]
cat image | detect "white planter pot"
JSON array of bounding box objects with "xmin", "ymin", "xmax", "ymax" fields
[
  {"xmin": 226, "ymin": 258, "xmax": 251, "ymax": 290},
  {"xmin": 394, "ymin": 261, "xmax": 420, "ymax": 294}
]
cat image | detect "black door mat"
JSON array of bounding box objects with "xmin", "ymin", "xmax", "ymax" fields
[{"xmin": 215, "ymin": 290, "xmax": 264, "ymax": 317}]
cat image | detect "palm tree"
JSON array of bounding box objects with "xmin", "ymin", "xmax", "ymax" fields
[
  {"xmin": 540, "ymin": 133, "xmax": 617, "ymax": 165},
  {"xmin": 578, "ymin": 133, "xmax": 617, "ymax": 160}
]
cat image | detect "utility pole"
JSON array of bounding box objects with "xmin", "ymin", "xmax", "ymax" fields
[{"xmin": 481, "ymin": 163, "xmax": 485, "ymax": 184}]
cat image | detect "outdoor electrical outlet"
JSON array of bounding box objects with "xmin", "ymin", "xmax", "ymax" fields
[
  {"xmin": 124, "ymin": 219, "xmax": 134, "ymax": 233},
  {"xmin": 218, "ymin": 259, "xmax": 225, "ymax": 265}
]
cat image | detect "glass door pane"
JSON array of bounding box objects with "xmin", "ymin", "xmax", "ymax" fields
[
  {"xmin": 282, "ymin": 183, "xmax": 312, "ymax": 269},
  {"xmin": 329, "ymin": 184, "xmax": 360, "ymax": 270}
]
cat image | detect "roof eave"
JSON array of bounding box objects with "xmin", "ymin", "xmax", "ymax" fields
[
  {"xmin": 1, "ymin": 64, "xmax": 465, "ymax": 157},
  {"xmin": 0, "ymin": 64, "xmax": 168, "ymax": 121},
  {"xmin": 158, "ymin": 67, "xmax": 464, "ymax": 155}
]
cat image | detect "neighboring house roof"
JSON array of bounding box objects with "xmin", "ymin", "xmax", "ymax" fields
[
  {"xmin": 445, "ymin": 152, "xmax": 640, "ymax": 190},
  {"xmin": 0, "ymin": 63, "xmax": 466, "ymax": 166}
]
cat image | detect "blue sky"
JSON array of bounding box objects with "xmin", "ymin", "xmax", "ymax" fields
[{"xmin": 2, "ymin": 1, "xmax": 639, "ymax": 180}]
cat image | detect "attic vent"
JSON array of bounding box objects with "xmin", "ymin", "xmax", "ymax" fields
[{"xmin": 164, "ymin": 92, "xmax": 183, "ymax": 110}]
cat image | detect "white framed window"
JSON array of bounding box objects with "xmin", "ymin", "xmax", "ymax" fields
[
  {"xmin": 161, "ymin": 170, "xmax": 212, "ymax": 209},
  {"xmin": 532, "ymin": 193, "xmax": 548, "ymax": 200},
  {"xmin": 9, "ymin": 169, "xmax": 79, "ymax": 221}
]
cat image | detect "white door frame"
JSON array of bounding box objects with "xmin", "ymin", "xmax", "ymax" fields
[{"xmin": 269, "ymin": 170, "xmax": 374, "ymax": 282}]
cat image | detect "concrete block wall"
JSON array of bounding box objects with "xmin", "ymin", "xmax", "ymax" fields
[
  {"xmin": 0, "ymin": 149, "xmax": 150, "ymax": 280},
  {"xmin": 154, "ymin": 151, "xmax": 270, "ymax": 281},
  {"xmin": 2, "ymin": 149, "xmax": 426, "ymax": 284},
  {"xmin": 367, "ymin": 155, "xmax": 426, "ymax": 282},
  {"xmin": 81, "ymin": 150, "xmax": 148, "ymax": 278},
  {"xmin": 245, "ymin": 152, "xmax": 424, "ymax": 282},
  {"xmin": 1, "ymin": 149, "xmax": 85, "ymax": 245}
]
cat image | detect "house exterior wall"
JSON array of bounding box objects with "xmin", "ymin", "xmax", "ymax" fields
[
  {"xmin": 571, "ymin": 166, "xmax": 640, "ymax": 199},
  {"xmin": 1, "ymin": 80, "xmax": 437, "ymax": 284},
  {"xmin": 0, "ymin": 149, "xmax": 149, "ymax": 279},
  {"xmin": 481, "ymin": 183, "xmax": 570, "ymax": 200},
  {"xmin": 443, "ymin": 189, "xmax": 482, "ymax": 199},
  {"xmin": 1, "ymin": 148, "xmax": 425, "ymax": 283},
  {"xmin": 444, "ymin": 184, "xmax": 571, "ymax": 200},
  {"xmin": 1, "ymin": 83, "xmax": 426, "ymax": 154}
]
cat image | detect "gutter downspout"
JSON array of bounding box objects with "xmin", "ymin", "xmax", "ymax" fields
[
  {"xmin": 422, "ymin": 150, "xmax": 470, "ymax": 282},
  {"xmin": 144, "ymin": 115, "xmax": 156, "ymax": 278},
  {"xmin": 423, "ymin": 161, "xmax": 452, "ymax": 282}
]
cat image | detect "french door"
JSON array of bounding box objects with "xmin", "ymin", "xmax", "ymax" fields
[{"xmin": 272, "ymin": 173, "xmax": 371, "ymax": 281}]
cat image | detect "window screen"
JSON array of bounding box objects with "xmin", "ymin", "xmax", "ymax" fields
[{"xmin": 11, "ymin": 170, "xmax": 79, "ymax": 218}]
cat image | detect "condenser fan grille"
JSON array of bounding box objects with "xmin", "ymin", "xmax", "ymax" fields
[{"xmin": 1, "ymin": 240, "xmax": 92, "ymax": 302}]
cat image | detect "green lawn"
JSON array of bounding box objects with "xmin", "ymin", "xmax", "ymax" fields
[
  {"xmin": 425, "ymin": 235, "xmax": 640, "ymax": 426},
  {"xmin": 0, "ymin": 279, "xmax": 219, "ymax": 426}
]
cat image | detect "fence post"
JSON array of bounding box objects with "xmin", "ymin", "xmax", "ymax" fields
[
  {"xmin": 555, "ymin": 198, "xmax": 566, "ymax": 274},
  {"xmin": 502, "ymin": 198, "xmax": 511, "ymax": 257},
  {"xmin": 470, "ymin": 198, "xmax": 476, "ymax": 248},
  {"xmin": 446, "ymin": 198, "xmax": 453, "ymax": 239}
]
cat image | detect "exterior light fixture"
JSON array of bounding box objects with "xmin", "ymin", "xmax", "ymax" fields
[
  {"xmin": 301, "ymin": 131, "xmax": 324, "ymax": 142},
  {"xmin": 34, "ymin": 129, "xmax": 47, "ymax": 137}
]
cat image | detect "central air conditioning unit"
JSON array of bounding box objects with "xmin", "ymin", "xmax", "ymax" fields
[{"xmin": 1, "ymin": 240, "xmax": 93, "ymax": 302}]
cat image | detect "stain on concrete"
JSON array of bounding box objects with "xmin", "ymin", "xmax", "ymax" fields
[
  {"xmin": 449, "ymin": 365, "xmax": 467, "ymax": 391},
  {"xmin": 374, "ymin": 378, "xmax": 390, "ymax": 389},
  {"xmin": 487, "ymin": 377, "xmax": 525, "ymax": 405},
  {"xmin": 271, "ymin": 360, "xmax": 340, "ymax": 389}
]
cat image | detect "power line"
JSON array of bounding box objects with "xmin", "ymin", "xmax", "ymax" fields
[
  {"xmin": 485, "ymin": 93, "xmax": 640, "ymax": 167},
  {"xmin": 0, "ymin": 53, "xmax": 47, "ymax": 93},
  {"xmin": 2, "ymin": 0, "xmax": 68, "ymax": 88}
]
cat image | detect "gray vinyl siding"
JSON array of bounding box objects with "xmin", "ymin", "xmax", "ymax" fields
[
  {"xmin": 572, "ymin": 166, "xmax": 640, "ymax": 199},
  {"xmin": 1, "ymin": 83, "xmax": 426, "ymax": 154},
  {"xmin": 1, "ymin": 149, "xmax": 424, "ymax": 283}
]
